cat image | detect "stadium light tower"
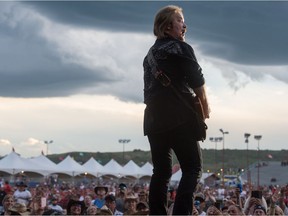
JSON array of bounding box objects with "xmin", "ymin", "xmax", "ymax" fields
[
  {"xmin": 118, "ymin": 139, "xmax": 131, "ymax": 165},
  {"xmin": 44, "ymin": 140, "xmax": 53, "ymax": 156},
  {"xmin": 244, "ymin": 133, "xmax": 251, "ymax": 188},
  {"xmin": 209, "ymin": 137, "xmax": 223, "ymax": 172},
  {"xmin": 219, "ymin": 129, "xmax": 229, "ymax": 187},
  {"xmin": 254, "ymin": 135, "xmax": 262, "ymax": 189}
]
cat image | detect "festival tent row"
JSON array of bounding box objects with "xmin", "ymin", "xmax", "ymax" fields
[
  {"xmin": 0, "ymin": 151, "xmax": 220, "ymax": 185},
  {"xmin": 0, "ymin": 151, "xmax": 53, "ymax": 176},
  {"xmin": 0, "ymin": 151, "xmax": 153, "ymax": 179}
]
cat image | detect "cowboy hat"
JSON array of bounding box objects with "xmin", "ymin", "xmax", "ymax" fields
[
  {"xmin": 125, "ymin": 193, "xmax": 138, "ymax": 202},
  {"xmin": 66, "ymin": 199, "xmax": 85, "ymax": 215},
  {"xmin": 94, "ymin": 185, "xmax": 108, "ymax": 194},
  {"xmin": 8, "ymin": 203, "xmax": 30, "ymax": 215}
]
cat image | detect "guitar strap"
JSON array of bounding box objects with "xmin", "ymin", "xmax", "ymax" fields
[{"xmin": 147, "ymin": 47, "xmax": 206, "ymax": 123}]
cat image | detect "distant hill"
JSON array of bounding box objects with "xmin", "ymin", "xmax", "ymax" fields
[{"xmin": 46, "ymin": 148, "xmax": 288, "ymax": 175}]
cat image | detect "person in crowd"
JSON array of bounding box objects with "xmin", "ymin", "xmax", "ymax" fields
[
  {"xmin": 3, "ymin": 182, "xmax": 12, "ymax": 195},
  {"xmin": 0, "ymin": 185, "xmax": 7, "ymax": 214},
  {"xmin": 97, "ymin": 204, "xmax": 113, "ymax": 215},
  {"xmin": 115, "ymin": 183, "xmax": 127, "ymax": 213},
  {"xmin": 136, "ymin": 201, "xmax": 149, "ymax": 215},
  {"xmin": 143, "ymin": 4, "xmax": 210, "ymax": 215},
  {"xmin": 167, "ymin": 187, "xmax": 175, "ymax": 209},
  {"xmin": 86, "ymin": 205, "xmax": 98, "ymax": 215},
  {"xmin": 83, "ymin": 194, "xmax": 94, "ymax": 214},
  {"xmin": 13, "ymin": 182, "xmax": 31, "ymax": 207},
  {"xmin": 1, "ymin": 194, "xmax": 16, "ymax": 215},
  {"xmin": 227, "ymin": 204, "xmax": 244, "ymax": 215},
  {"xmin": 42, "ymin": 209, "xmax": 63, "ymax": 215},
  {"xmin": 137, "ymin": 190, "xmax": 148, "ymax": 203},
  {"xmin": 194, "ymin": 192, "xmax": 207, "ymax": 216},
  {"xmin": 206, "ymin": 205, "xmax": 222, "ymax": 216},
  {"xmin": 66, "ymin": 199, "xmax": 85, "ymax": 215},
  {"xmin": 230, "ymin": 187, "xmax": 243, "ymax": 209},
  {"xmin": 7, "ymin": 203, "xmax": 28, "ymax": 215},
  {"xmin": 244, "ymin": 195, "xmax": 267, "ymax": 215},
  {"xmin": 123, "ymin": 193, "xmax": 138, "ymax": 215},
  {"xmin": 47, "ymin": 196, "xmax": 63, "ymax": 213},
  {"xmin": 29, "ymin": 195, "xmax": 45, "ymax": 215},
  {"xmin": 223, "ymin": 198, "xmax": 236, "ymax": 210},
  {"xmin": 278, "ymin": 188, "xmax": 288, "ymax": 215},
  {"xmin": 221, "ymin": 206, "xmax": 229, "ymax": 216},
  {"xmin": 202, "ymin": 188, "xmax": 217, "ymax": 213},
  {"xmin": 272, "ymin": 205, "xmax": 285, "ymax": 215},
  {"xmin": 93, "ymin": 185, "xmax": 108, "ymax": 208},
  {"xmin": 253, "ymin": 204, "xmax": 267, "ymax": 216},
  {"xmin": 58, "ymin": 190, "xmax": 72, "ymax": 210},
  {"xmin": 266, "ymin": 187, "xmax": 285, "ymax": 215},
  {"xmin": 192, "ymin": 205, "xmax": 200, "ymax": 215},
  {"xmin": 105, "ymin": 194, "xmax": 123, "ymax": 216}
]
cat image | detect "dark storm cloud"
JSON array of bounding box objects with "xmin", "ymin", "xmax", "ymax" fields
[
  {"xmin": 188, "ymin": 2, "xmax": 288, "ymax": 66},
  {"xmin": 25, "ymin": 1, "xmax": 288, "ymax": 66},
  {"xmin": 1, "ymin": 1, "xmax": 287, "ymax": 99},
  {"xmin": 24, "ymin": 1, "xmax": 155, "ymax": 32},
  {"xmin": 0, "ymin": 15, "xmax": 119, "ymax": 98},
  {"xmin": 0, "ymin": 66, "xmax": 117, "ymax": 98}
]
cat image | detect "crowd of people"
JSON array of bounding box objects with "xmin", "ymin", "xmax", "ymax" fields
[
  {"xmin": 1, "ymin": 177, "xmax": 288, "ymax": 215},
  {"xmin": 0, "ymin": 179, "xmax": 152, "ymax": 215}
]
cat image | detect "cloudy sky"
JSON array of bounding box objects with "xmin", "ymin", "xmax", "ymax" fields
[{"xmin": 0, "ymin": 1, "xmax": 287, "ymax": 158}]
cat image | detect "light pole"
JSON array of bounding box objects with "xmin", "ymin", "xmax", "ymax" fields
[
  {"xmin": 44, "ymin": 140, "xmax": 53, "ymax": 156},
  {"xmin": 209, "ymin": 137, "xmax": 223, "ymax": 173},
  {"xmin": 118, "ymin": 139, "xmax": 130, "ymax": 165},
  {"xmin": 219, "ymin": 129, "xmax": 229, "ymax": 187},
  {"xmin": 254, "ymin": 135, "xmax": 262, "ymax": 189},
  {"xmin": 244, "ymin": 133, "xmax": 251, "ymax": 188}
]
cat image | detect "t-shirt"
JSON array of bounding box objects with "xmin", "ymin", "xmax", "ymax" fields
[
  {"xmin": 48, "ymin": 204, "xmax": 63, "ymax": 212},
  {"xmin": 13, "ymin": 189, "xmax": 32, "ymax": 206},
  {"xmin": 93, "ymin": 198, "xmax": 105, "ymax": 208}
]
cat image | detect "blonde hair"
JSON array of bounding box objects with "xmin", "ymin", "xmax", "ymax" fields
[
  {"xmin": 153, "ymin": 5, "xmax": 183, "ymax": 39},
  {"xmin": 2, "ymin": 194, "xmax": 14, "ymax": 206}
]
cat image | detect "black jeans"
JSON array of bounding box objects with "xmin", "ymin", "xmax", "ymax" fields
[{"xmin": 147, "ymin": 123, "xmax": 202, "ymax": 215}]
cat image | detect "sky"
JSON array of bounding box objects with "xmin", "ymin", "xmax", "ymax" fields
[{"xmin": 0, "ymin": 1, "xmax": 287, "ymax": 158}]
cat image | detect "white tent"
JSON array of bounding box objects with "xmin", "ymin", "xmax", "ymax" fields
[
  {"xmin": 123, "ymin": 160, "xmax": 142, "ymax": 178},
  {"xmin": 56, "ymin": 155, "xmax": 87, "ymax": 176},
  {"xmin": 102, "ymin": 159, "xmax": 123, "ymax": 178},
  {"xmin": 82, "ymin": 157, "xmax": 104, "ymax": 177},
  {"xmin": 29, "ymin": 154, "xmax": 59, "ymax": 176},
  {"xmin": 0, "ymin": 151, "xmax": 154, "ymax": 180},
  {"xmin": 0, "ymin": 151, "xmax": 47, "ymax": 175},
  {"xmin": 171, "ymin": 169, "xmax": 214, "ymax": 184},
  {"xmin": 140, "ymin": 162, "xmax": 153, "ymax": 177}
]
